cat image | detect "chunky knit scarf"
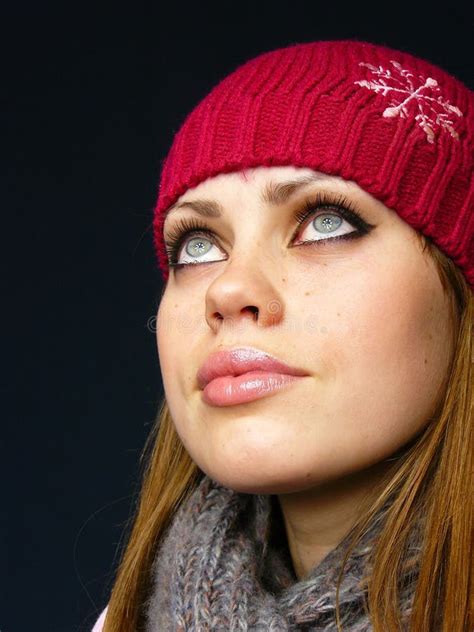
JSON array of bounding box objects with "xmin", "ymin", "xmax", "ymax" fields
[{"xmin": 144, "ymin": 473, "xmax": 418, "ymax": 631}]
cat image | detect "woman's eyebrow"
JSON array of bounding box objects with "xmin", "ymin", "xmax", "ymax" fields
[{"xmin": 164, "ymin": 174, "xmax": 337, "ymax": 221}]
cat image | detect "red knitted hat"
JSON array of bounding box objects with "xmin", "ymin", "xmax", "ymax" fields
[{"xmin": 152, "ymin": 39, "xmax": 474, "ymax": 290}]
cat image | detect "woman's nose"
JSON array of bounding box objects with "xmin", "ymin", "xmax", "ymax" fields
[{"xmin": 204, "ymin": 256, "xmax": 285, "ymax": 333}]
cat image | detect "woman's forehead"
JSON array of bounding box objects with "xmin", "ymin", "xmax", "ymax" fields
[
  {"xmin": 236, "ymin": 165, "xmax": 317, "ymax": 181},
  {"xmin": 179, "ymin": 166, "xmax": 357, "ymax": 199}
]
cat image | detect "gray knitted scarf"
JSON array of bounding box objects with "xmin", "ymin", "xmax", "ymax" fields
[{"xmin": 144, "ymin": 473, "xmax": 418, "ymax": 631}]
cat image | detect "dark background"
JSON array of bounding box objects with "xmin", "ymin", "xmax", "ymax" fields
[{"xmin": 3, "ymin": 3, "xmax": 473, "ymax": 631}]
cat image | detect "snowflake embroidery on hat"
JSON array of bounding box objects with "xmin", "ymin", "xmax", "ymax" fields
[{"xmin": 354, "ymin": 60, "xmax": 463, "ymax": 144}]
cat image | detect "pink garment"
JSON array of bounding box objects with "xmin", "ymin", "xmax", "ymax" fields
[{"xmin": 91, "ymin": 605, "xmax": 108, "ymax": 632}]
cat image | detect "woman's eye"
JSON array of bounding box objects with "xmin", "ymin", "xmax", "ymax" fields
[
  {"xmin": 172, "ymin": 234, "xmax": 225, "ymax": 267},
  {"xmin": 165, "ymin": 198, "xmax": 372, "ymax": 270},
  {"xmin": 295, "ymin": 209, "xmax": 358, "ymax": 245}
]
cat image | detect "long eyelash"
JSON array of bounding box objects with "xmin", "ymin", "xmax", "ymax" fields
[
  {"xmin": 164, "ymin": 217, "xmax": 215, "ymax": 264},
  {"xmin": 164, "ymin": 191, "xmax": 373, "ymax": 267},
  {"xmin": 292, "ymin": 191, "xmax": 366, "ymax": 232}
]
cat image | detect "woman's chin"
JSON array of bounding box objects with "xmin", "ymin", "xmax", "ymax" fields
[{"xmin": 197, "ymin": 459, "xmax": 322, "ymax": 495}]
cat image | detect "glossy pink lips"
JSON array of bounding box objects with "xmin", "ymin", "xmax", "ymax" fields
[
  {"xmin": 197, "ymin": 347, "xmax": 308, "ymax": 407},
  {"xmin": 201, "ymin": 371, "xmax": 303, "ymax": 406}
]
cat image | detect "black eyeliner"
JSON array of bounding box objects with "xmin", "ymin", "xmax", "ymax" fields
[{"xmin": 164, "ymin": 191, "xmax": 376, "ymax": 269}]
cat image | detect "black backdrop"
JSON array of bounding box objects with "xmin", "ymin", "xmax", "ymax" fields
[{"xmin": 3, "ymin": 3, "xmax": 473, "ymax": 631}]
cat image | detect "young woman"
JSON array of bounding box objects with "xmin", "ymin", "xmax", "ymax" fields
[{"xmin": 91, "ymin": 39, "xmax": 473, "ymax": 631}]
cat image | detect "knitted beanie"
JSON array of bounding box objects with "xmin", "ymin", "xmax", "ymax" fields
[{"xmin": 152, "ymin": 39, "xmax": 474, "ymax": 290}]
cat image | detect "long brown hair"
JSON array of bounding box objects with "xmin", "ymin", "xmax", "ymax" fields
[{"xmin": 101, "ymin": 235, "xmax": 472, "ymax": 632}]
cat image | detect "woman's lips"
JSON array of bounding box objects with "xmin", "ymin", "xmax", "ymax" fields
[
  {"xmin": 197, "ymin": 347, "xmax": 308, "ymax": 388},
  {"xmin": 201, "ymin": 370, "xmax": 305, "ymax": 407}
]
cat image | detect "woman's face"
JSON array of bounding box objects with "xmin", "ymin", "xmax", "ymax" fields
[{"xmin": 156, "ymin": 166, "xmax": 453, "ymax": 494}]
